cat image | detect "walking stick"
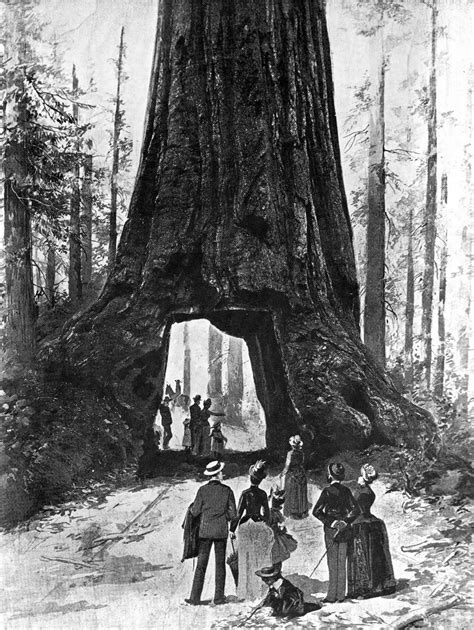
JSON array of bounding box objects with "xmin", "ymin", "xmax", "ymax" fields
[
  {"xmin": 309, "ymin": 531, "xmax": 342, "ymax": 578},
  {"xmin": 237, "ymin": 596, "xmax": 267, "ymax": 627}
]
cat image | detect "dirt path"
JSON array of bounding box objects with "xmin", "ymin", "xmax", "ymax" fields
[{"xmin": 0, "ymin": 474, "xmax": 472, "ymax": 629}]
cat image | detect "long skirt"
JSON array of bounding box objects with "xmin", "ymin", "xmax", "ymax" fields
[
  {"xmin": 237, "ymin": 520, "xmax": 274, "ymax": 601},
  {"xmin": 347, "ymin": 515, "xmax": 396, "ymax": 599},
  {"xmin": 283, "ymin": 471, "xmax": 310, "ymax": 519}
]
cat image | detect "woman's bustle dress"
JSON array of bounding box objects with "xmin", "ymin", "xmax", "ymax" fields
[
  {"xmin": 231, "ymin": 486, "xmax": 274, "ymax": 600},
  {"xmin": 347, "ymin": 484, "xmax": 396, "ymax": 599},
  {"xmin": 283, "ymin": 449, "xmax": 310, "ymax": 519}
]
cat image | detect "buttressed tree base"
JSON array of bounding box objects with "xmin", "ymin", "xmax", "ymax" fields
[{"xmin": 42, "ymin": 0, "xmax": 431, "ymax": 462}]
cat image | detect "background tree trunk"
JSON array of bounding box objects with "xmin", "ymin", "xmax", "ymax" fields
[
  {"xmin": 45, "ymin": 244, "xmax": 56, "ymax": 307},
  {"xmin": 420, "ymin": 0, "xmax": 438, "ymax": 391},
  {"xmin": 81, "ymin": 154, "xmax": 93, "ymax": 296},
  {"xmin": 43, "ymin": 0, "xmax": 431, "ymax": 460},
  {"xmin": 3, "ymin": 4, "xmax": 36, "ymax": 363},
  {"xmin": 183, "ymin": 321, "xmax": 191, "ymax": 398},
  {"xmin": 434, "ymin": 173, "xmax": 447, "ymax": 398},
  {"xmin": 108, "ymin": 27, "xmax": 125, "ymax": 272},
  {"xmin": 207, "ymin": 324, "xmax": 223, "ymax": 399},
  {"xmin": 364, "ymin": 15, "xmax": 386, "ymax": 369},
  {"xmin": 68, "ymin": 64, "xmax": 82, "ymax": 305},
  {"xmin": 226, "ymin": 336, "xmax": 244, "ymax": 427}
]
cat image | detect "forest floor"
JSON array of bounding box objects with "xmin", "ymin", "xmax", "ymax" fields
[{"xmin": 0, "ymin": 458, "xmax": 472, "ymax": 630}]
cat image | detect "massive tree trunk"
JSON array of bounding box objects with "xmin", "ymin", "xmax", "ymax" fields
[
  {"xmin": 421, "ymin": 0, "xmax": 438, "ymax": 391},
  {"xmin": 364, "ymin": 14, "xmax": 386, "ymax": 369},
  {"xmin": 43, "ymin": 0, "xmax": 430, "ymax": 459}
]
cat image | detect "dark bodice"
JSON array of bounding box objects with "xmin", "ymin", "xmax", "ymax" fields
[
  {"xmin": 287, "ymin": 449, "xmax": 304, "ymax": 471},
  {"xmin": 231, "ymin": 486, "xmax": 269, "ymax": 532},
  {"xmin": 354, "ymin": 484, "xmax": 376, "ymax": 517}
]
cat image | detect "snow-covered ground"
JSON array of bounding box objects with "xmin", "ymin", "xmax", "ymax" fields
[{"xmin": 0, "ymin": 473, "xmax": 472, "ymax": 629}]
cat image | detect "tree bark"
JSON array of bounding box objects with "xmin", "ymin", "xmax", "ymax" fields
[
  {"xmin": 81, "ymin": 154, "xmax": 93, "ymax": 296},
  {"xmin": 108, "ymin": 27, "xmax": 125, "ymax": 272},
  {"xmin": 68, "ymin": 64, "xmax": 82, "ymax": 305},
  {"xmin": 45, "ymin": 244, "xmax": 56, "ymax": 307},
  {"xmin": 227, "ymin": 336, "xmax": 244, "ymax": 427},
  {"xmin": 364, "ymin": 14, "xmax": 386, "ymax": 369},
  {"xmin": 434, "ymin": 173, "xmax": 447, "ymax": 398},
  {"xmin": 404, "ymin": 202, "xmax": 415, "ymax": 394},
  {"xmin": 421, "ymin": 0, "xmax": 438, "ymax": 391},
  {"xmin": 3, "ymin": 2, "xmax": 36, "ymax": 363},
  {"xmin": 42, "ymin": 0, "xmax": 431, "ymax": 459},
  {"xmin": 207, "ymin": 323, "xmax": 223, "ymax": 399}
]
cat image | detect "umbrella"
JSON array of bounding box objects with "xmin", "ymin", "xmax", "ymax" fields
[{"xmin": 226, "ymin": 538, "xmax": 238, "ymax": 586}]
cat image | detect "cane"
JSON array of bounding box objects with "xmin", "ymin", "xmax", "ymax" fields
[{"xmin": 309, "ymin": 531, "xmax": 342, "ymax": 578}]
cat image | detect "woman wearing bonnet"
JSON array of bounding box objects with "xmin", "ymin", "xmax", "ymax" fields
[
  {"xmin": 347, "ymin": 463, "xmax": 396, "ymax": 599},
  {"xmin": 280, "ymin": 435, "xmax": 310, "ymax": 519}
]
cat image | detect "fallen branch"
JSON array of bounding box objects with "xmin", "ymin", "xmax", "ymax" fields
[
  {"xmin": 91, "ymin": 486, "xmax": 170, "ymax": 558},
  {"xmin": 387, "ymin": 596, "xmax": 462, "ymax": 630},
  {"xmin": 40, "ymin": 555, "xmax": 98, "ymax": 570}
]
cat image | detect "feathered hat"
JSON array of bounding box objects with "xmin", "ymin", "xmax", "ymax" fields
[
  {"xmin": 289, "ymin": 435, "xmax": 303, "ymax": 449},
  {"xmin": 249, "ymin": 459, "xmax": 267, "ymax": 483}
]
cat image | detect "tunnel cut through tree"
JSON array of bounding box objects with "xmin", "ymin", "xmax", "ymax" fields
[{"xmin": 42, "ymin": 0, "xmax": 431, "ymax": 466}]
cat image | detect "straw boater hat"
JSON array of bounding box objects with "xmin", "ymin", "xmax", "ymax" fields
[
  {"xmin": 327, "ymin": 462, "xmax": 345, "ymax": 481},
  {"xmin": 204, "ymin": 460, "xmax": 225, "ymax": 476},
  {"xmin": 255, "ymin": 565, "xmax": 282, "ymax": 580},
  {"xmin": 361, "ymin": 463, "xmax": 378, "ymax": 483},
  {"xmin": 289, "ymin": 435, "xmax": 303, "ymax": 449}
]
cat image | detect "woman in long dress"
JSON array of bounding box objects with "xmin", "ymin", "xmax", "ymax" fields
[
  {"xmin": 230, "ymin": 460, "xmax": 274, "ymax": 600},
  {"xmin": 280, "ymin": 435, "xmax": 310, "ymax": 519},
  {"xmin": 347, "ymin": 464, "xmax": 396, "ymax": 599}
]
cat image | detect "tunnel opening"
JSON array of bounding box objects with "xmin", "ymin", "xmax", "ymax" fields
[{"xmin": 154, "ymin": 319, "xmax": 267, "ymax": 453}]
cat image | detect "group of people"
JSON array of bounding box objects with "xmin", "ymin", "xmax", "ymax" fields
[
  {"xmin": 157, "ymin": 394, "xmax": 227, "ymax": 458},
  {"xmin": 183, "ymin": 436, "xmax": 395, "ymax": 619}
]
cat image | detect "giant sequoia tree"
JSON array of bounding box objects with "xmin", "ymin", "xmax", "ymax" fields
[{"xmin": 43, "ymin": 0, "xmax": 430, "ymax": 458}]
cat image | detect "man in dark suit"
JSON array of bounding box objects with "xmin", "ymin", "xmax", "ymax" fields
[
  {"xmin": 189, "ymin": 395, "xmax": 202, "ymax": 454},
  {"xmin": 312, "ymin": 462, "xmax": 359, "ymax": 602},
  {"xmin": 159, "ymin": 396, "xmax": 173, "ymax": 449},
  {"xmin": 185, "ymin": 461, "xmax": 237, "ymax": 605}
]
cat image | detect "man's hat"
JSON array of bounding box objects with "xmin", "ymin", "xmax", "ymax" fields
[
  {"xmin": 328, "ymin": 462, "xmax": 345, "ymax": 481},
  {"xmin": 163, "ymin": 396, "xmax": 171, "ymax": 403},
  {"xmin": 193, "ymin": 395, "xmax": 201, "ymax": 402},
  {"xmin": 255, "ymin": 565, "xmax": 282, "ymax": 580},
  {"xmin": 203, "ymin": 460, "xmax": 225, "ymax": 476}
]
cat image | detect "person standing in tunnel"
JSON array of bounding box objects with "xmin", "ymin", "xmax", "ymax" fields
[
  {"xmin": 159, "ymin": 396, "xmax": 173, "ymax": 450},
  {"xmin": 200, "ymin": 398, "xmax": 225, "ymax": 456},
  {"xmin": 189, "ymin": 395, "xmax": 202, "ymax": 454}
]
